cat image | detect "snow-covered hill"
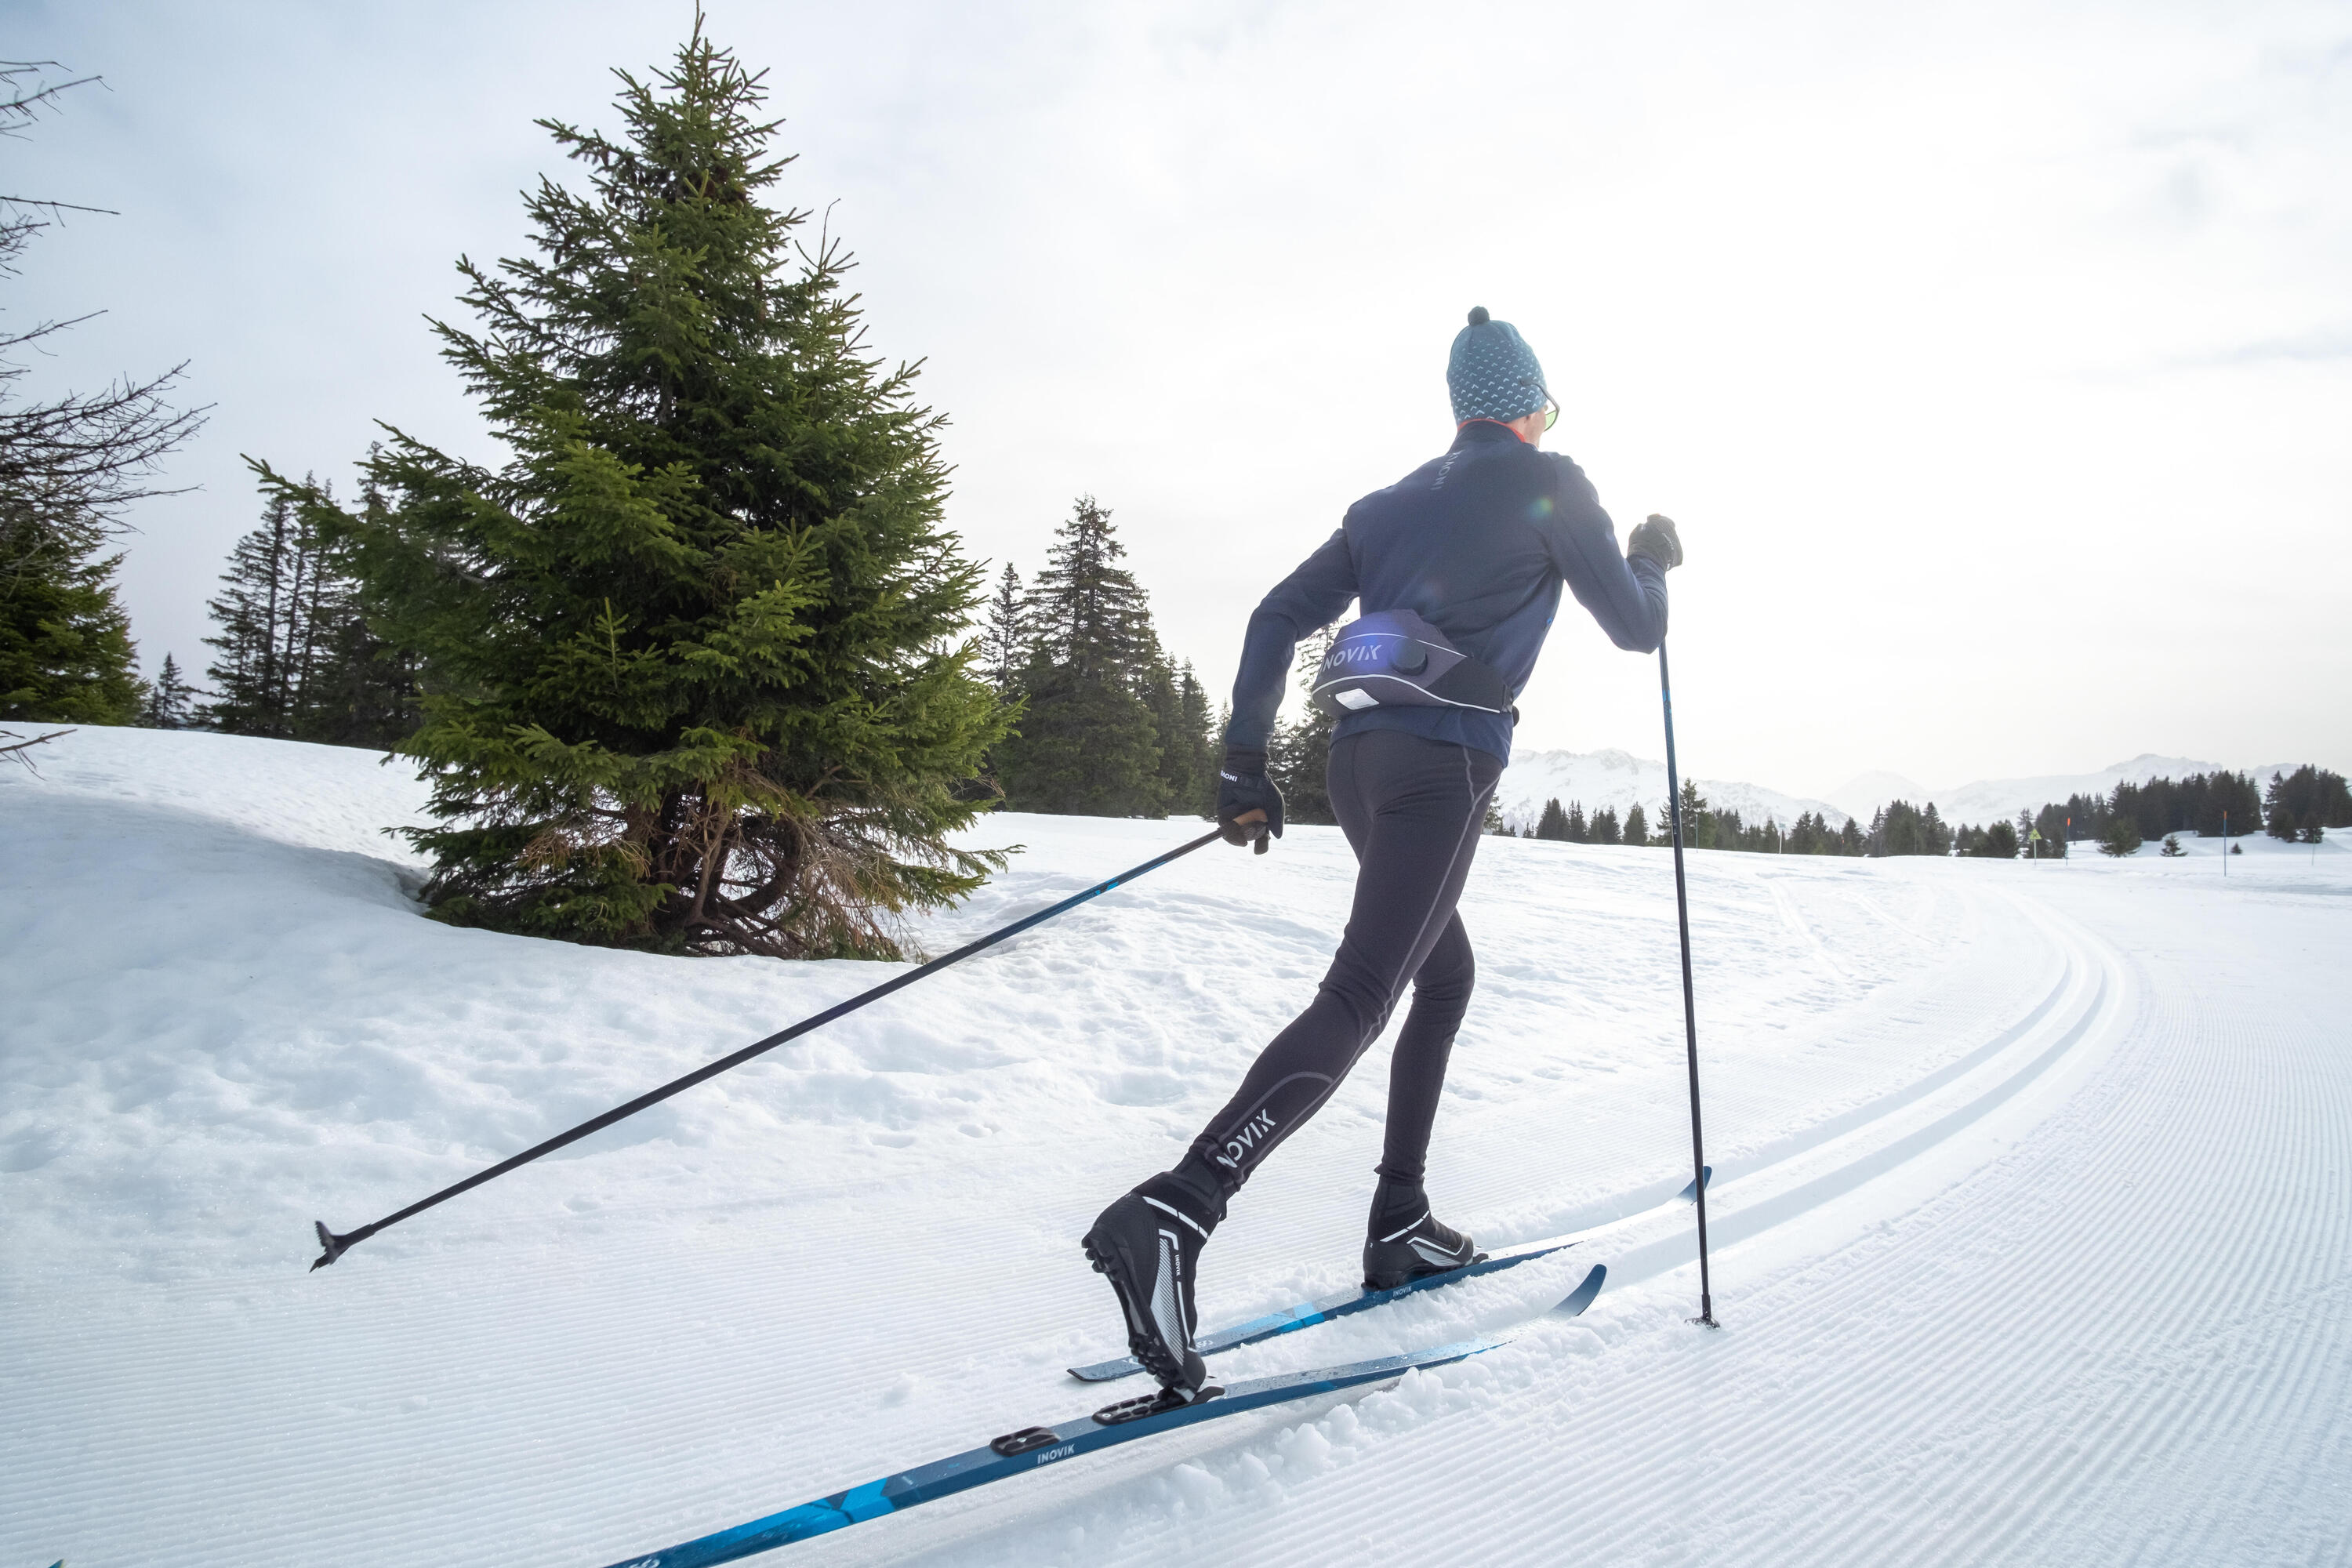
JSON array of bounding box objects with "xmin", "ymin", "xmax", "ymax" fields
[
  {"xmin": 1497, "ymin": 746, "xmax": 1849, "ymax": 833},
  {"xmin": 6, "ymin": 727, "xmax": 2349, "ymax": 1567}
]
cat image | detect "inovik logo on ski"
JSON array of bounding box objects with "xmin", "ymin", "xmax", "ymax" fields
[
  {"xmin": 1031, "ymin": 1443, "xmax": 1076, "ymax": 1466},
  {"xmin": 1213, "ymin": 1110, "xmax": 1278, "ymax": 1170}
]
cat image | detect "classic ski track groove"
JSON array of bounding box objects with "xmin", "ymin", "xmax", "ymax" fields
[
  {"xmin": 569, "ymin": 900, "xmax": 2125, "ymax": 1565},
  {"xmin": 1063, "ymin": 897, "xmax": 2099, "ymax": 1384},
  {"xmin": 859, "ymin": 884, "xmax": 2349, "ymax": 1568}
]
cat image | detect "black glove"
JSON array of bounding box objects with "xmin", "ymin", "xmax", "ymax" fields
[
  {"xmin": 1216, "ymin": 747, "xmax": 1285, "ymax": 854},
  {"xmin": 1628, "ymin": 514, "xmax": 1683, "ymax": 571}
]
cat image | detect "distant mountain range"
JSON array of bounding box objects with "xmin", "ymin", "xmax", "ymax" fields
[{"xmin": 1495, "ymin": 749, "xmax": 1850, "ymax": 833}]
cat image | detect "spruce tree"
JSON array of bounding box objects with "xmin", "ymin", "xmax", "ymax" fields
[
  {"xmin": 201, "ymin": 474, "xmax": 416, "ymax": 746},
  {"xmin": 996, "ymin": 497, "xmax": 1163, "ymax": 816},
  {"xmin": 1624, "ymin": 801, "xmax": 1647, "ymax": 847},
  {"xmin": 138, "ymin": 652, "xmax": 198, "ymax": 728},
  {"xmin": 1144, "ymin": 655, "xmax": 1218, "ymax": 821},
  {"xmin": 980, "ymin": 564, "xmax": 1027, "ymax": 694},
  {"xmin": 1536, "ymin": 798, "xmax": 1569, "ymax": 840},
  {"xmin": 1677, "ymin": 779, "xmax": 1714, "ymax": 849},
  {"xmin": 1172, "ymin": 660, "xmax": 1216, "ymax": 817},
  {"xmin": 1922, "ymin": 802, "xmax": 1952, "ymax": 856},
  {"xmin": 201, "ymin": 490, "xmax": 303, "ymax": 735},
  {"xmin": 2265, "ymin": 775, "xmax": 2300, "ymax": 840},
  {"xmin": 1591, "ymin": 804, "xmax": 1622, "ymax": 844},
  {"xmin": 257, "ymin": 22, "xmax": 1007, "ymax": 956}
]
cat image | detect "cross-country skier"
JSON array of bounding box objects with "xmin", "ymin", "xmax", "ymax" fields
[{"xmin": 1083, "ymin": 307, "xmax": 1681, "ymax": 1401}]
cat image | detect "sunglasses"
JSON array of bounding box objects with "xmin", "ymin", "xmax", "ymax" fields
[{"xmin": 1541, "ymin": 395, "xmax": 1560, "ymax": 432}]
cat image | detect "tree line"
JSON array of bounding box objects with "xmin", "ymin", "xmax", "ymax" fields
[
  {"xmin": 1518, "ymin": 783, "xmax": 1869, "ymax": 855},
  {"xmin": 2034, "ymin": 766, "xmax": 2348, "ymax": 858}
]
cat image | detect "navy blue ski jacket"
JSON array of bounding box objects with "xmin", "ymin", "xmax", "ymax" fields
[{"xmin": 1226, "ymin": 419, "xmax": 1669, "ymax": 766}]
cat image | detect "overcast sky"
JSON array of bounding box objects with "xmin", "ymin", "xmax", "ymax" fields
[{"xmin": 11, "ymin": 0, "xmax": 2348, "ymax": 801}]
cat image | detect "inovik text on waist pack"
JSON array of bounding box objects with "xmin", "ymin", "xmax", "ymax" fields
[{"xmin": 1308, "ymin": 608, "xmax": 1515, "ymax": 718}]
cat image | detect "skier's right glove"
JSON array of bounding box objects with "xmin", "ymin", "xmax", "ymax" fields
[
  {"xmin": 1628, "ymin": 514, "xmax": 1683, "ymax": 571},
  {"xmin": 1217, "ymin": 747, "xmax": 1285, "ymax": 855}
]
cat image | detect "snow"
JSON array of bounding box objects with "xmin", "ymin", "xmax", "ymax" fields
[
  {"xmin": 6, "ymin": 726, "xmax": 2350, "ymax": 1566},
  {"xmin": 1497, "ymin": 746, "xmax": 1850, "ymax": 833}
]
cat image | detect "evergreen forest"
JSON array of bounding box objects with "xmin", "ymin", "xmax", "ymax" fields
[{"xmin": 1511, "ymin": 763, "xmax": 2350, "ymax": 861}]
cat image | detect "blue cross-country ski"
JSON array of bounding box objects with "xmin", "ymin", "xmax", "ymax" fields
[{"xmin": 595, "ymin": 1265, "xmax": 1606, "ymax": 1568}]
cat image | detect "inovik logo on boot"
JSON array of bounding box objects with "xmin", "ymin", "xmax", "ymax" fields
[{"xmin": 1212, "ymin": 1110, "xmax": 1279, "ymax": 1171}]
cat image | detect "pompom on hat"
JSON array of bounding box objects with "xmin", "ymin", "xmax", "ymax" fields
[{"xmin": 1446, "ymin": 306, "xmax": 1549, "ymax": 425}]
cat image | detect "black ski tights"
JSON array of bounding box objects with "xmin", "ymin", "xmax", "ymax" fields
[{"xmin": 1176, "ymin": 730, "xmax": 1501, "ymax": 1204}]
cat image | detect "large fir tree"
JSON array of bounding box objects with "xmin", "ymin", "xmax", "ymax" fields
[{"xmin": 258, "ymin": 21, "xmax": 1007, "ymax": 957}]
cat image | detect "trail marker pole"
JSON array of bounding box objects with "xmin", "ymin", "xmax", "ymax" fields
[{"xmin": 1656, "ymin": 640, "xmax": 1719, "ymax": 1329}]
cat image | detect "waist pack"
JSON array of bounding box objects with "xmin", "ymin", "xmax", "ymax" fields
[{"xmin": 1308, "ymin": 608, "xmax": 1515, "ymax": 718}]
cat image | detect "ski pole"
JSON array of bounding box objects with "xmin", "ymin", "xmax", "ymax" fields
[
  {"xmin": 1657, "ymin": 639, "xmax": 1719, "ymax": 1328},
  {"xmin": 311, "ymin": 824, "xmax": 1231, "ymax": 1270}
]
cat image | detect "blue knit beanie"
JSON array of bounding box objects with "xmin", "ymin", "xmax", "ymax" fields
[{"xmin": 1446, "ymin": 306, "xmax": 1548, "ymax": 424}]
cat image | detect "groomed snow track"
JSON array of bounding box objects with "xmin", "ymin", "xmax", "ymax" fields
[{"xmin": 5, "ymin": 728, "xmax": 2348, "ymax": 1566}]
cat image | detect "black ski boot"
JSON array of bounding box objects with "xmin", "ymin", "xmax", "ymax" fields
[
  {"xmin": 1362, "ymin": 1175, "xmax": 1486, "ymax": 1290},
  {"xmin": 1082, "ymin": 1172, "xmax": 1222, "ymax": 1402}
]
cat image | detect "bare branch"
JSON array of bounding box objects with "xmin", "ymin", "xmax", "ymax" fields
[
  {"xmin": 0, "ymin": 63, "xmax": 105, "ymax": 132},
  {"xmin": 0, "ymin": 727, "xmax": 74, "ymax": 772}
]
